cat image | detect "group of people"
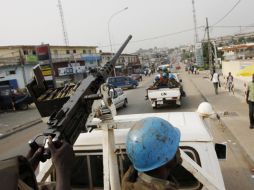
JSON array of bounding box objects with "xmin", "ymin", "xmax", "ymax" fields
[
  {"xmin": 211, "ymin": 69, "xmax": 234, "ymax": 95},
  {"xmin": 211, "ymin": 69, "xmax": 254, "ymax": 130},
  {"xmin": 188, "ymin": 65, "xmax": 198, "ymax": 75},
  {"xmin": 145, "ymin": 67, "xmax": 180, "ymax": 99}
]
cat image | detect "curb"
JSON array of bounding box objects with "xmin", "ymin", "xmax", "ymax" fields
[
  {"xmin": 218, "ymin": 117, "xmax": 254, "ymax": 166},
  {"xmin": 189, "ymin": 76, "xmax": 254, "ymax": 166},
  {"xmin": 0, "ymin": 119, "xmax": 42, "ymax": 140}
]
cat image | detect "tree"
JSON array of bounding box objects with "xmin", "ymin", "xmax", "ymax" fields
[{"xmin": 238, "ymin": 37, "xmax": 246, "ymax": 44}]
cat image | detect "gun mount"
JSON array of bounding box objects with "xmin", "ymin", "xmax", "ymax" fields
[{"xmin": 28, "ymin": 35, "xmax": 132, "ymax": 161}]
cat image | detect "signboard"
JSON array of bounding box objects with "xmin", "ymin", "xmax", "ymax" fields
[
  {"xmin": 36, "ymin": 45, "xmax": 50, "ymax": 61},
  {"xmin": 40, "ymin": 64, "xmax": 52, "ymax": 76},
  {"xmin": 58, "ymin": 65, "xmax": 86, "ymax": 76},
  {"xmin": 26, "ymin": 55, "xmax": 38, "ymax": 63}
]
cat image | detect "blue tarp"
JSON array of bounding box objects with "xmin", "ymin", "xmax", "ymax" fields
[{"xmin": 81, "ymin": 55, "xmax": 101, "ymax": 62}]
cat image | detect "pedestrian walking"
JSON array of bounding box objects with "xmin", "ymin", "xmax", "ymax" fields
[
  {"xmin": 246, "ymin": 73, "xmax": 254, "ymax": 129},
  {"xmin": 194, "ymin": 67, "xmax": 197, "ymax": 75},
  {"xmin": 226, "ymin": 72, "xmax": 234, "ymax": 94},
  {"xmin": 211, "ymin": 69, "xmax": 220, "ymax": 95}
]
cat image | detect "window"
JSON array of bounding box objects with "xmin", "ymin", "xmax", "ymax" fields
[
  {"xmin": 9, "ymin": 70, "xmax": 16, "ymax": 75},
  {"xmin": 53, "ymin": 50, "xmax": 58, "ymax": 55},
  {"xmin": 73, "ymin": 49, "xmax": 76, "ymax": 54},
  {"xmin": 83, "ymin": 49, "xmax": 86, "ymax": 54},
  {"xmin": 71, "ymin": 146, "xmax": 202, "ymax": 189},
  {"xmin": 88, "ymin": 50, "xmax": 92, "ymax": 54},
  {"xmin": 108, "ymin": 78, "xmax": 116, "ymax": 83},
  {"xmin": 66, "ymin": 50, "xmax": 70, "ymax": 54},
  {"xmin": 32, "ymin": 50, "xmax": 36, "ymax": 55},
  {"xmin": 23, "ymin": 50, "xmax": 28, "ymax": 55},
  {"xmin": 116, "ymin": 77, "xmax": 124, "ymax": 82}
]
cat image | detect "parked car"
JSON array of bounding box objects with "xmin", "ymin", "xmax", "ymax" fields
[
  {"xmin": 101, "ymin": 88, "xmax": 128, "ymax": 113},
  {"xmin": 130, "ymin": 74, "xmax": 142, "ymax": 82},
  {"xmin": 106, "ymin": 76, "xmax": 138, "ymax": 89},
  {"xmin": 0, "ymin": 85, "xmax": 33, "ymax": 111}
]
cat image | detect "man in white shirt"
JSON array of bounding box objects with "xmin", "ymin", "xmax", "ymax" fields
[{"xmin": 211, "ymin": 69, "xmax": 220, "ymax": 95}]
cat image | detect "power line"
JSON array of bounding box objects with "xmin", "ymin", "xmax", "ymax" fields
[
  {"xmin": 98, "ymin": 26, "xmax": 204, "ymax": 48},
  {"xmin": 212, "ymin": 0, "xmax": 242, "ymax": 26},
  {"xmin": 132, "ymin": 26, "xmax": 204, "ymax": 43},
  {"xmin": 212, "ymin": 25, "xmax": 254, "ymax": 28}
]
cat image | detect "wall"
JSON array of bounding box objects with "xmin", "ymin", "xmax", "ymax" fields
[
  {"xmin": 0, "ymin": 64, "xmax": 35, "ymax": 89},
  {"xmin": 222, "ymin": 60, "xmax": 254, "ymax": 82},
  {"xmin": 0, "ymin": 47, "xmax": 20, "ymax": 58},
  {"xmin": 0, "ymin": 66, "xmax": 24, "ymax": 88}
]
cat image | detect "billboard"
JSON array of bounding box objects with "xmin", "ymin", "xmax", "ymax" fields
[{"xmin": 36, "ymin": 45, "xmax": 50, "ymax": 61}]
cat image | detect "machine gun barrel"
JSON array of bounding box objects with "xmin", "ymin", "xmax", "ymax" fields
[
  {"xmin": 29, "ymin": 35, "xmax": 132, "ymax": 161},
  {"xmin": 97, "ymin": 34, "xmax": 132, "ymax": 79}
]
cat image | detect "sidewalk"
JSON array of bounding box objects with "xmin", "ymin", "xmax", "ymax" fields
[
  {"xmin": 0, "ymin": 104, "xmax": 41, "ymax": 138},
  {"xmin": 188, "ymin": 72, "xmax": 254, "ymax": 165},
  {"xmin": 200, "ymin": 70, "xmax": 248, "ymax": 101}
]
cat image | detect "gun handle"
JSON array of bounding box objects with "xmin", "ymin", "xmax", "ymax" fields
[{"xmin": 28, "ymin": 140, "xmax": 48, "ymax": 162}]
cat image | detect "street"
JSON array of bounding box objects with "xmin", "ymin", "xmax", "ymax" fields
[{"xmin": 0, "ymin": 72, "xmax": 254, "ymax": 189}]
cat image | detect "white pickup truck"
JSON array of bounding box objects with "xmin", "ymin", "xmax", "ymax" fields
[
  {"xmin": 36, "ymin": 85, "xmax": 226, "ymax": 190},
  {"xmin": 37, "ymin": 110, "xmax": 226, "ymax": 190},
  {"xmin": 148, "ymin": 73, "xmax": 182, "ymax": 108}
]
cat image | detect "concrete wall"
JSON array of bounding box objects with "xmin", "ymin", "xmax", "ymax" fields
[
  {"xmin": 222, "ymin": 60, "xmax": 254, "ymax": 82},
  {"xmin": 0, "ymin": 64, "xmax": 35, "ymax": 89}
]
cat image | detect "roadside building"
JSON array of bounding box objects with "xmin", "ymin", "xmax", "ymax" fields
[
  {"xmin": 100, "ymin": 53, "xmax": 141, "ymax": 75},
  {"xmin": 219, "ymin": 43, "xmax": 254, "ymax": 61},
  {"xmin": 0, "ymin": 45, "xmax": 98, "ymax": 89}
]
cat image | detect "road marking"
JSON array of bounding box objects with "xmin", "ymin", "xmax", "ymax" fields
[{"xmin": 0, "ymin": 133, "xmax": 3, "ymax": 136}]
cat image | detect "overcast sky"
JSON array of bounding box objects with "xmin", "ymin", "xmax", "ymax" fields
[{"xmin": 0, "ymin": 0, "xmax": 253, "ymax": 53}]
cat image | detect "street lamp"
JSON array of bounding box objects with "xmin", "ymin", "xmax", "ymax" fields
[{"xmin": 108, "ymin": 7, "xmax": 128, "ymax": 76}]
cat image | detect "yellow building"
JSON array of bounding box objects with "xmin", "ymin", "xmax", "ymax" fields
[{"xmin": 0, "ymin": 45, "xmax": 97, "ymax": 89}]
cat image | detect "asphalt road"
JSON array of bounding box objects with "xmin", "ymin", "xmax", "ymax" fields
[
  {"xmin": 0, "ymin": 72, "xmax": 253, "ymax": 189},
  {"xmin": 118, "ymin": 73, "xmax": 254, "ymax": 190}
]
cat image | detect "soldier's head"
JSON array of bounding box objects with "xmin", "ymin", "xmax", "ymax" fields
[{"xmin": 126, "ymin": 117, "xmax": 182, "ymax": 177}]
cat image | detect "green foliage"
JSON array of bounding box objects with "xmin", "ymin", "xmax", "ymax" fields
[
  {"xmin": 202, "ymin": 42, "xmax": 224, "ymax": 63},
  {"xmin": 181, "ymin": 49, "xmax": 194, "ymax": 62}
]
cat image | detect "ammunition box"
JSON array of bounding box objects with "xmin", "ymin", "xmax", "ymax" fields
[{"xmin": 27, "ymin": 79, "xmax": 74, "ymax": 117}]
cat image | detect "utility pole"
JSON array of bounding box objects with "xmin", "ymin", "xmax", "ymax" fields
[
  {"xmin": 58, "ymin": 0, "xmax": 69, "ymax": 46},
  {"xmin": 192, "ymin": 0, "xmax": 203, "ymax": 66},
  {"xmin": 19, "ymin": 49, "xmax": 27, "ymax": 86},
  {"xmin": 192, "ymin": 0, "xmax": 199, "ymax": 43},
  {"xmin": 206, "ymin": 17, "xmax": 213, "ymax": 72}
]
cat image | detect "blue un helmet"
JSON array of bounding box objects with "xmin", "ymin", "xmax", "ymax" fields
[
  {"xmin": 169, "ymin": 73, "xmax": 175, "ymax": 79},
  {"xmin": 126, "ymin": 117, "xmax": 181, "ymax": 172},
  {"xmin": 162, "ymin": 72, "xmax": 168, "ymax": 79},
  {"xmin": 162, "ymin": 66, "xmax": 168, "ymax": 72},
  {"xmin": 155, "ymin": 75, "xmax": 160, "ymax": 81}
]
